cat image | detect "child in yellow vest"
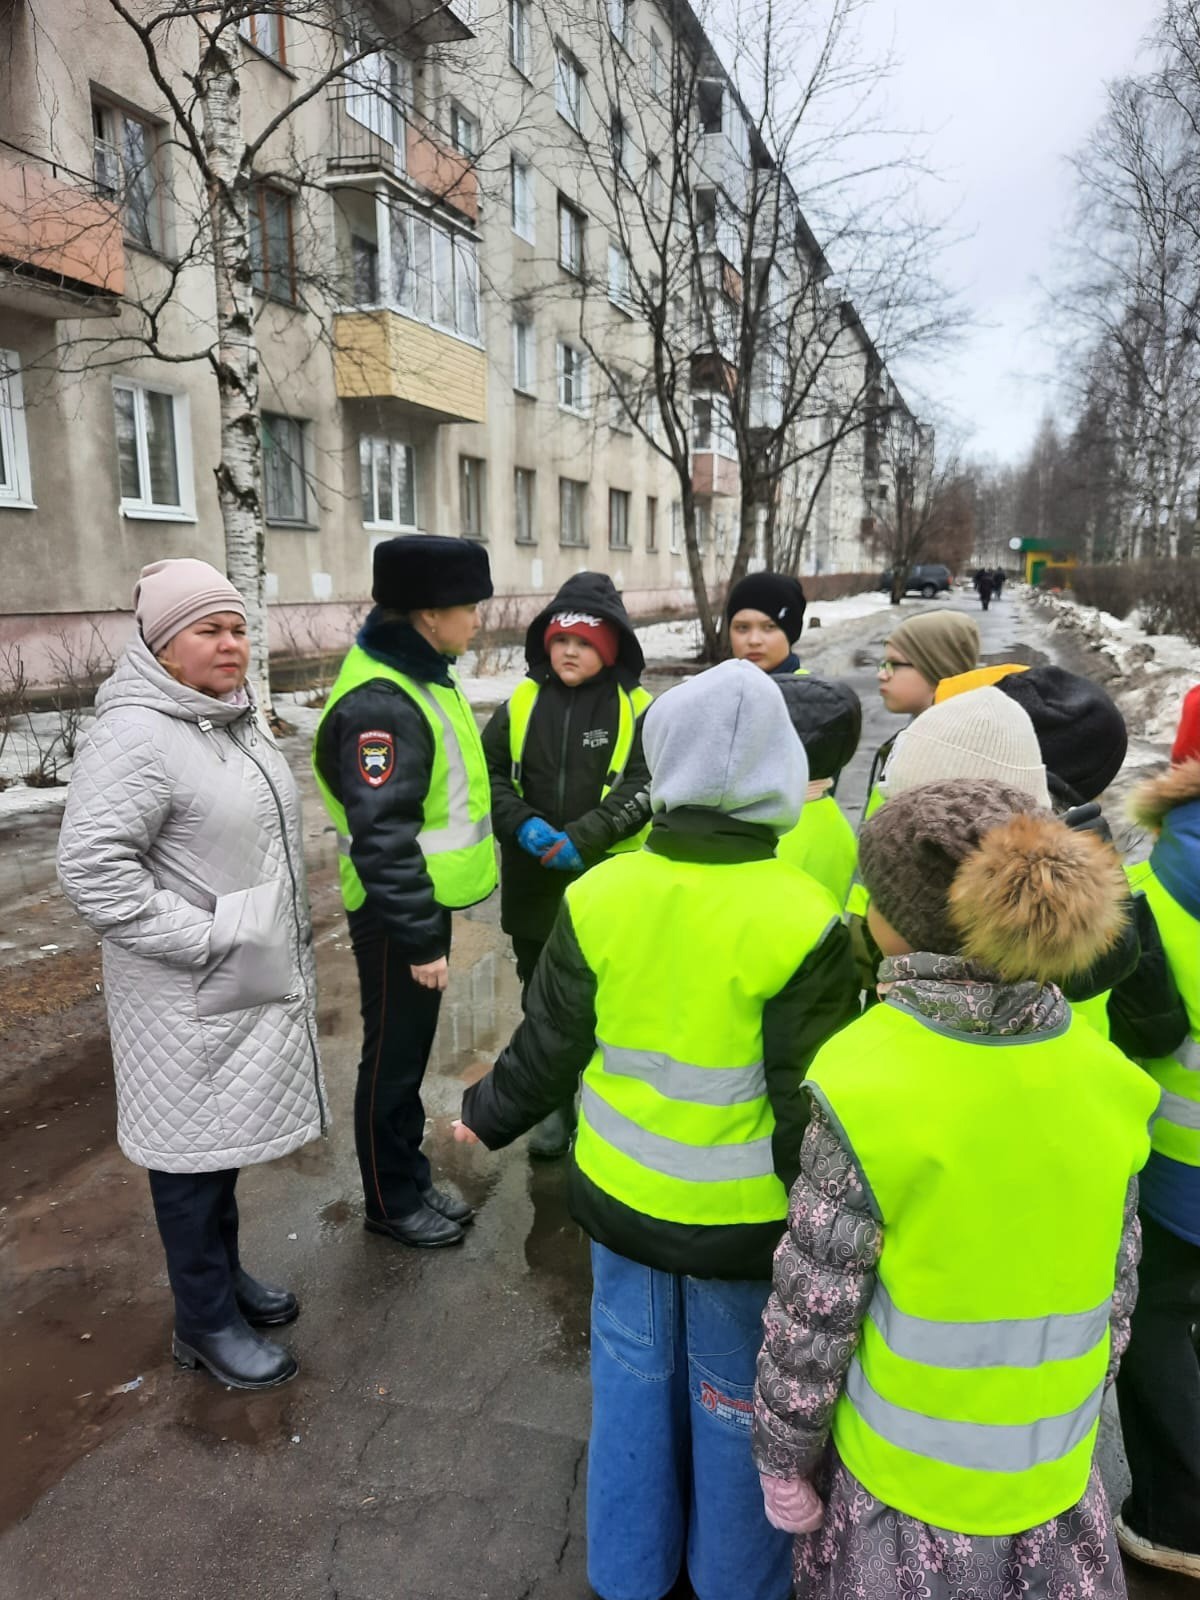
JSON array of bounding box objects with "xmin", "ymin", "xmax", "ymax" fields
[{"xmin": 754, "ymin": 779, "xmax": 1157, "ymax": 1600}]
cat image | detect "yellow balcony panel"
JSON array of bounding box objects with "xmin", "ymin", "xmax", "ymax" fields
[{"xmin": 334, "ymin": 310, "xmax": 487, "ymax": 425}]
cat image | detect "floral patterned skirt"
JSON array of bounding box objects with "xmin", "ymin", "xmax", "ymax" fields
[{"xmin": 793, "ymin": 1451, "xmax": 1126, "ymax": 1600}]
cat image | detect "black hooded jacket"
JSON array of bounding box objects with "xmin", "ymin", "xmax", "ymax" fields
[{"xmin": 482, "ymin": 573, "xmax": 652, "ymax": 944}]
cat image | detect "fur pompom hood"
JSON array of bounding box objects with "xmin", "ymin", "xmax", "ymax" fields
[
  {"xmin": 950, "ymin": 812, "xmax": 1129, "ymax": 984},
  {"xmin": 1130, "ymin": 758, "xmax": 1200, "ymax": 831}
]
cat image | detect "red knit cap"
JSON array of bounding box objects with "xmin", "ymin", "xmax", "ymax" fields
[
  {"xmin": 544, "ymin": 611, "xmax": 619, "ymax": 668},
  {"xmin": 1172, "ymin": 684, "xmax": 1200, "ymax": 765}
]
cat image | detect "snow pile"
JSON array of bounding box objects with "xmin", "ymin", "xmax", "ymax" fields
[{"xmin": 1029, "ymin": 590, "xmax": 1198, "ymax": 751}]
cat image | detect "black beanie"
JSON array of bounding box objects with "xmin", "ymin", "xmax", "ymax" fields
[
  {"xmin": 996, "ymin": 666, "xmax": 1127, "ymax": 804},
  {"xmin": 372, "ymin": 535, "xmax": 493, "ymax": 611},
  {"xmin": 725, "ymin": 572, "xmax": 807, "ymax": 643},
  {"xmin": 775, "ymin": 674, "xmax": 862, "ymax": 781}
]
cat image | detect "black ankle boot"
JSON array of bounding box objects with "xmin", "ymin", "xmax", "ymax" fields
[
  {"xmin": 173, "ymin": 1321, "xmax": 298, "ymax": 1389},
  {"xmin": 234, "ymin": 1267, "xmax": 299, "ymax": 1328},
  {"xmin": 421, "ymin": 1184, "xmax": 474, "ymax": 1225}
]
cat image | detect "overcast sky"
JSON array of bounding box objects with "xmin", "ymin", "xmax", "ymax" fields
[{"xmin": 853, "ymin": 0, "xmax": 1164, "ymax": 465}]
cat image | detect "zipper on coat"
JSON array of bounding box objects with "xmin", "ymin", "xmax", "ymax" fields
[
  {"xmin": 556, "ymin": 697, "xmax": 573, "ymax": 826},
  {"xmin": 229, "ymin": 725, "xmax": 327, "ymax": 1134}
]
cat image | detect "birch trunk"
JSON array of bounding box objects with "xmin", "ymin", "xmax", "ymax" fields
[{"xmin": 197, "ymin": 34, "xmax": 270, "ymax": 711}]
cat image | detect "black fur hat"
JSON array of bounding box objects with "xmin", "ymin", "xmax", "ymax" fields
[{"xmin": 372, "ymin": 535, "xmax": 493, "ymax": 611}]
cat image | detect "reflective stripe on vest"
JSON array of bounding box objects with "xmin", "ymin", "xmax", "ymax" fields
[
  {"xmin": 807, "ymin": 1001, "xmax": 1157, "ymax": 1534},
  {"xmin": 1125, "ymin": 862, "xmax": 1200, "ymax": 1166},
  {"xmin": 312, "ymin": 645, "xmax": 497, "ymax": 912},
  {"xmin": 507, "ymin": 678, "xmax": 652, "ymax": 855},
  {"xmin": 568, "ymin": 849, "xmax": 842, "ymax": 1228}
]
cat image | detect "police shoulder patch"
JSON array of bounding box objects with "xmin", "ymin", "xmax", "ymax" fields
[{"xmin": 357, "ymin": 729, "xmax": 395, "ymax": 787}]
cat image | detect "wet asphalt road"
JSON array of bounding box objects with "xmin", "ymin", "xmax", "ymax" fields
[{"xmin": 0, "ymin": 590, "xmax": 1189, "ymax": 1599}]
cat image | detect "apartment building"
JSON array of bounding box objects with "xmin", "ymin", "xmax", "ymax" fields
[{"xmin": 0, "ymin": 0, "xmax": 902, "ymax": 680}]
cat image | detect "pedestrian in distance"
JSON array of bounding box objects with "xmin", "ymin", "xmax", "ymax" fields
[
  {"xmin": 992, "ymin": 567, "xmax": 1006, "ymax": 598},
  {"xmin": 754, "ymin": 779, "xmax": 1159, "ymax": 1600},
  {"xmin": 312, "ymin": 535, "xmax": 495, "ymax": 1249},
  {"xmin": 482, "ymin": 572, "xmax": 652, "ymax": 1159},
  {"xmin": 725, "ymin": 570, "xmax": 864, "ymax": 908},
  {"xmin": 1113, "ymin": 686, "xmax": 1200, "ymax": 1580},
  {"xmin": 456, "ymin": 659, "xmax": 861, "ymax": 1600},
  {"xmin": 57, "ymin": 559, "xmax": 326, "ymax": 1391},
  {"xmin": 976, "ymin": 569, "xmax": 995, "ymax": 610},
  {"xmin": 880, "ymin": 681, "xmax": 1187, "ymax": 1058}
]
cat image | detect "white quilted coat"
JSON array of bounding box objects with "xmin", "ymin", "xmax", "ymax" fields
[{"xmin": 57, "ymin": 637, "xmax": 327, "ymax": 1172}]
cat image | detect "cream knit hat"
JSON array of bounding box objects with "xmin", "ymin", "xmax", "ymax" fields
[
  {"xmin": 883, "ymin": 686, "xmax": 1052, "ymax": 808},
  {"xmin": 134, "ymin": 559, "xmax": 246, "ymax": 653}
]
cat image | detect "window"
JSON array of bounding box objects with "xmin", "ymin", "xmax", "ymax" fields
[
  {"xmin": 649, "ymin": 30, "xmax": 665, "ymax": 95},
  {"xmin": 379, "ymin": 202, "xmax": 481, "ymax": 340},
  {"xmin": 693, "ymin": 395, "xmax": 712, "ymax": 450},
  {"xmin": 646, "ymin": 495, "xmax": 658, "ymax": 551},
  {"xmin": 608, "ymin": 0, "xmax": 629, "ymax": 46},
  {"xmin": 609, "ymin": 488, "xmax": 630, "ymax": 549},
  {"xmin": 450, "ymin": 104, "xmax": 480, "ymax": 157},
  {"xmin": 0, "ymin": 352, "xmax": 33, "ymax": 508},
  {"xmin": 609, "ymin": 369, "xmax": 633, "ymax": 432},
  {"xmin": 555, "ymin": 44, "xmax": 584, "ymax": 131},
  {"xmin": 610, "ymin": 109, "xmax": 631, "ymax": 179},
  {"xmin": 559, "ymin": 477, "xmax": 587, "ymax": 547},
  {"xmin": 514, "ymin": 467, "xmax": 536, "ymax": 544},
  {"xmin": 92, "ymin": 100, "xmax": 163, "ymax": 252},
  {"xmin": 112, "ymin": 381, "xmax": 192, "ymax": 519},
  {"xmin": 608, "ymin": 243, "xmax": 633, "ymax": 313},
  {"xmin": 513, "ymin": 315, "xmax": 536, "ymax": 393},
  {"xmin": 647, "ymin": 156, "xmax": 664, "ymax": 216},
  {"xmin": 670, "ymin": 500, "xmax": 682, "ymax": 553},
  {"xmin": 557, "ymin": 341, "xmax": 588, "ymax": 412},
  {"xmin": 345, "ymin": 49, "xmax": 410, "ymax": 153},
  {"xmin": 239, "ymin": 10, "xmax": 285, "ymax": 63},
  {"xmin": 510, "ymin": 0, "xmax": 532, "ymax": 75},
  {"xmin": 262, "ymin": 414, "xmax": 309, "ymax": 524},
  {"xmin": 510, "ymin": 154, "xmax": 535, "ymax": 242},
  {"xmin": 460, "ymin": 455, "xmax": 486, "ymax": 539},
  {"xmin": 352, "ymin": 234, "xmax": 379, "ymax": 301},
  {"xmin": 250, "ymin": 184, "xmax": 296, "ymax": 303},
  {"xmin": 360, "ymin": 435, "xmax": 416, "ymax": 529},
  {"xmin": 558, "ymin": 196, "xmax": 585, "ymax": 275}
]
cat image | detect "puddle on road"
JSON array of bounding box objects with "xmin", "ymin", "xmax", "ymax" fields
[
  {"xmin": 523, "ymin": 1161, "xmax": 591, "ymax": 1359},
  {"xmin": 174, "ymin": 1378, "xmax": 296, "ymax": 1449}
]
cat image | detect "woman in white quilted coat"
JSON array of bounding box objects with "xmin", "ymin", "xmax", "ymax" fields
[{"xmin": 57, "ymin": 558, "xmax": 326, "ymax": 1391}]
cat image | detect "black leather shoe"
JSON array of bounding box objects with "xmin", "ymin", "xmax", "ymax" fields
[
  {"xmin": 528, "ymin": 1105, "xmax": 575, "ymax": 1160},
  {"xmin": 234, "ymin": 1267, "xmax": 299, "ymax": 1328},
  {"xmin": 172, "ymin": 1321, "xmax": 298, "ymax": 1390},
  {"xmin": 421, "ymin": 1185, "xmax": 474, "ymax": 1225},
  {"xmin": 364, "ymin": 1203, "xmax": 464, "ymax": 1248}
]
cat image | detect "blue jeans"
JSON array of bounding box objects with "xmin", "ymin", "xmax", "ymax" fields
[{"xmin": 587, "ymin": 1242, "xmax": 791, "ymax": 1600}]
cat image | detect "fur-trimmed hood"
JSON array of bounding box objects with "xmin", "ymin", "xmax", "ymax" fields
[
  {"xmin": 950, "ymin": 812, "xmax": 1129, "ymax": 984},
  {"xmin": 1130, "ymin": 758, "xmax": 1200, "ymax": 830}
]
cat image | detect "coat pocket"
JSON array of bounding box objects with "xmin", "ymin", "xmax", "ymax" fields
[{"xmin": 197, "ymin": 879, "xmax": 295, "ymax": 1018}]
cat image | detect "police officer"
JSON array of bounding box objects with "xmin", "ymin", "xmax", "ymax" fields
[{"xmin": 313, "ymin": 535, "xmax": 496, "ymax": 1248}]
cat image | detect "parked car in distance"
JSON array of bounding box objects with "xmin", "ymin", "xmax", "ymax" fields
[{"xmin": 878, "ymin": 564, "xmax": 953, "ymax": 599}]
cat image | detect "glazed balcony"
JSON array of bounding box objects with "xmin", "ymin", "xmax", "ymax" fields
[
  {"xmin": 334, "ymin": 309, "xmax": 487, "ymax": 425},
  {"xmin": 0, "ymin": 147, "xmax": 123, "ymax": 319}
]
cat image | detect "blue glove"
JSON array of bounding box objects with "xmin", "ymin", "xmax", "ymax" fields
[
  {"xmin": 517, "ymin": 817, "xmax": 564, "ymax": 857},
  {"xmin": 541, "ymin": 835, "xmax": 585, "ymax": 872}
]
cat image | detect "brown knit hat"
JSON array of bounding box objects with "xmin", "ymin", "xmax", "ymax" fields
[
  {"xmin": 859, "ymin": 779, "xmax": 1044, "ymax": 955},
  {"xmin": 887, "ymin": 611, "xmax": 980, "ymax": 689}
]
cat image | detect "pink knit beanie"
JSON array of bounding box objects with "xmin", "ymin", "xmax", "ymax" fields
[{"xmin": 134, "ymin": 559, "xmax": 247, "ymax": 653}]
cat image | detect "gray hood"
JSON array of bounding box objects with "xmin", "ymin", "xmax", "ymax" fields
[
  {"xmin": 643, "ymin": 658, "xmax": 808, "ymax": 836},
  {"xmin": 96, "ymin": 634, "xmax": 253, "ymax": 727}
]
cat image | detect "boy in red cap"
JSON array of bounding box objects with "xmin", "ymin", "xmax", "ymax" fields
[{"xmin": 483, "ymin": 574, "xmax": 653, "ymax": 1157}]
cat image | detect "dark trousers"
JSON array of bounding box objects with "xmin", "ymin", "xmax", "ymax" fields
[
  {"xmin": 349, "ymin": 905, "xmax": 451, "ymax": 1220},
  {"xmin": 147, "ymin": 1167, "xmax": 241, "ymax": 1339},
  {"xmin": 1116, "ymin": 1211, "xmax": 1200, "ymax": 1550}
]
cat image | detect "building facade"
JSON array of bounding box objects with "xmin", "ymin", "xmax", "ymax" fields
[{"xmin": 0, "ymin": 0, "xmax": 904, "ymax": 680}]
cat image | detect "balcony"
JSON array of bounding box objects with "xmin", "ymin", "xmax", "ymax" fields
[
  {"xmin": 0, "ymin": 148, "xmax": 123, "ymax": 319},
  {"xmin": 692, "ymin": 450, "xmax": 740, "ymax": 499},
  {"xmin": 358, "ymin": 0, "xmax": 476, "ymax": 42},
  {"xmin": 327, "ymin": 94, "xmax": 478, "ymax": 223},
  {"xmin": 694, "ymin": 129, "xmax": 748, "ymax": 207},
  {"xmin": 334, "ymin": 309, "xmax": 487, "ymax": 425}
]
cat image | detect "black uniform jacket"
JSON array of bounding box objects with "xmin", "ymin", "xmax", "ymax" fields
[
  {"xmin": 482, "ymin": 572, "xmax": 652, "ymax": 944},
  {"xmin": 313, "ymin": 612, "xmax": 475, "ymax": 964},
  {"xmin": 462, "ymin": 810, "xmax": 862, "ymax": 1281}
]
